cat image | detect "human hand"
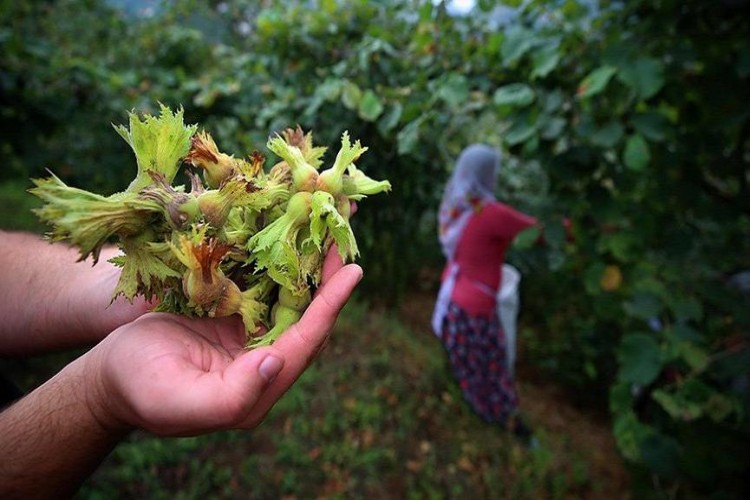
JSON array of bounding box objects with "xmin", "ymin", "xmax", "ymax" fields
[
  {"xmin": 0, "ymin": 233, "xmax": 153, "ymax": 355},
  {"xmin": 83, "ymin": 248, "xmax": 362, "ymax": 436},
  {"xmin": 63, "ymin": 245, "xmax": 153, "ymax": 339}
]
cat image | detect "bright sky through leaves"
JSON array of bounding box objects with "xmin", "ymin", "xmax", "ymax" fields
[{"xmin": 435, "ymin": 0, "xmax": 476, "ymax": 15}]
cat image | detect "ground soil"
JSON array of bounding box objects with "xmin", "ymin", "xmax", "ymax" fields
[{"xmin": 396, "ymin": 289, "xmax": 632, "ymax": 497}]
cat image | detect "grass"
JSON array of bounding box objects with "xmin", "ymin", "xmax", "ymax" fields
[{"xmin": 71, "ymin": 298, "xmax": 628, "ymax": 499}]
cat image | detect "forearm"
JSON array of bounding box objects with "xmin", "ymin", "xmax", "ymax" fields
[
  {"xmin": 0, "ymin": 231, "xmax": 80, "ymax": 345},
  {"xmin": 0, "ymin": 354, "xmax": 128, "ymax": 498},
  {"xmin": 0, "ymin": 230, "xmax": 146, "ymax": 355}
]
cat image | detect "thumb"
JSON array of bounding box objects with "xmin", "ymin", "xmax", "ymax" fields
[{"xmin": 218, "ymin": 349, "xmax": 285, "ymax": 423}]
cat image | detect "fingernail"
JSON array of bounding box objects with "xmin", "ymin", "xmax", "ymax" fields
[{"xmin": 259, "ymin": 355, "xmax": 283, "ymax": 383}]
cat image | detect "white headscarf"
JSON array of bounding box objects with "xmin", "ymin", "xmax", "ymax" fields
[
  {"xmin": 432, "ymin": 144, "xmax": 501, "ymax": 335},
  {"xmin": 438, "ymin": 144, "xmax": 500, "ymax": 258}
]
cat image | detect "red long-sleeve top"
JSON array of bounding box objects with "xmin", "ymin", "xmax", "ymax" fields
[{"xmin": 442, "ymin": 202, "xmax": 536, "ymax": 317}]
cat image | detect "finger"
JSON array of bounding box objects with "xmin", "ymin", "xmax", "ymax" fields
[
  {"xmin": 240, "ymin": 263, "xmax": 362, "ymax": 426},
  {"xmin": 286, "ymin": 263, "xmax": 362, "ymax": 358},
  {"xmin": 204, "ymin": 314, "xmax": 250, "ymax": 353},
  {"xmin": 320, "ymin": 244, "xmax": 345, "ymax": 284},
  {"xmin": 218, "ymin": 348, "xmax": 285, "ymax": 423}
]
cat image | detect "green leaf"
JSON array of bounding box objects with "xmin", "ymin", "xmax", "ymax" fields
[
  {"xmin": 584, "ymin": 262, "xmax": 606, "ymax": 295},
  {"xmin": 613, "ymin": 412, "xmax": 651, "ymax": 462},
  {"xmin": 590, "ymin": 121, "xmax": 625, "ymax": 148},
  {"xmin": 577, "ymin": 66, "xmax": 617, "ymax": 98},
  {"xmin": 531, "ymin": 44, "xmax": 560, "ymax": 79},
  {"xmin": 377, "ymin": 102, "xmax": 403, "ymax": 135},
  {"xmin": 598, "ymin": 232, "xmax": 637, "ymax": 261},
  {"xmin": 358, "ymin": 90, "xmax": 384, "ymax": 122},
  {"xmin": 618, "ymin": 57, "xmax": 665, "ymax": 99},
  {"xmin": 584, "ymin": 361, "xmax": 597, "ymax": 379},
  {"xmin": 504, "ymin": 117, "xmax": 537, "ymax": 146},
  {"xmin": 436, "ymin": 73, "xmax": 469, "ymax": 107},
  {"xmin": 609, "ymin": 382, "xmax": 634, "ymax": 414},
  {"xmin": 574, "ymin": 114, "xmax": 596, "ymax": 140},
  {"xmin": 493, "ymin": 83, "xmax": 536, "ymax": 107},
  {"xmin": 316, "ymin": 77, "xmax": 344, "ymax": 101},
  {"xmin": 513, "ymin": 225, "xmax": 540, "ymax": 250},
  {"xmin": 539, "ymin": 116, "xmax": 566, "ymax": 140},
  {"xmin": 653, "ymin": 378, "xmax": 724, "ymax": 424},
  {"xmin": 397, "ymin": 119, "xmax": 421, "ymax": 155},
  {"xmin": 672, "ymin": 324, "xmax": 702, "ymax": 342},
  {"xmin": 617, "ymin": 333, "xmax": 663, "ymax": 385},
  {"xmin": 681, "ymin": 377, "xmax": 714, "ymax": 402},
  {"xmin": 639, "ymin": 432, "xmax": 680, "ymax": 478},
  {"xmin": 545, "ymin": 220, "xmax": 566, "ymax": 248},
  {"xmin": 705, "ymin": 393, "xmax": 736, "ymax": 422},
  {"xmin": 341, "ymin": 81, "xmax": 362, "ymax": 110},
  {"xmin": 623, "ymin": 134, "xmax": 651, "ymax": 171},
  {"xmin": 630, "ymin": 112, "xmax": 669, "ymax": 142},
  {"xmin": 653, "ymin": 389, "xmax": 703, "ymax": 421},
  {"xmin": 668, "ymin": 295, "xmax": 703, "ymax": 322},
  {"xmin": 543, "ymin": 90, "xmax": 564, "ymax": 113},
  {"xmin": 623, "ymin": 292, "xmax": 662, "ymax": 320},
  {"xmin": 678, "ymin": 342, "xmax": 709, "ymax": 372},
  {"xmin": 546, "ymin": 247, "xmax": 565, "ymax": 271},
  {"xmin": 501, "ymin": 26, "xmax": 536, "ymax": 66}
]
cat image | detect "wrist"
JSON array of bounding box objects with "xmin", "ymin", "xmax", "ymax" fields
[
  {"xmin": 76, "ymin": 344, "xmax": 134, "ymax": 436},
  {"xmin": 73, "ymin": 257, "xmax": 139, "ymax": 333},
  {"xmin": 26, "ymin": 246, "xmax": 119, "ymax": 346},
  {"xmin": 45, "ymin": 250, "xmax": 148, "ymax": 347}
]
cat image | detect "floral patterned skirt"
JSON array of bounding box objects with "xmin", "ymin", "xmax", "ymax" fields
[{"xmin": 439, "ymin": 300, "xmax": 519, "ymax": 426}]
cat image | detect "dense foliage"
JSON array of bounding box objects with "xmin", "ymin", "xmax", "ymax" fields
[{"xmin": 1, "ymin": 0, "xmax": 748, "ymax": 496}]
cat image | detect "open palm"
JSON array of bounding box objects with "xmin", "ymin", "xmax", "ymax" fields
[{"xmin": 86, "ymin": 250, "xmax": 362, "ymax": 436}]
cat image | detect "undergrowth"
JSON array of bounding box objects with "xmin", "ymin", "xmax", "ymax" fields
[{"xmin": 77, "ymin": 299, "xmax": 612, "ymax": 499}]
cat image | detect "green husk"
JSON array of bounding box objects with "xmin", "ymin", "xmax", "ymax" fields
[
  {"xmin": 115, "ymin": 104, "xmax": 198, "ymax": 192},
  {"xmin": 29, "ymin": 108, "xmax": 390, "ymax": 347}
]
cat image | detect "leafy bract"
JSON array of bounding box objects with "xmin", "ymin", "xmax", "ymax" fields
[
  {"xmin": 111, "ymin": 236, "xmax": 182, "ymax": 301},
  {"xmin": 115, "ymin": 104, "xmax": 198, "ymax": 192},
  {"xmin": 31, "ymin": 105, "xmax": 390, "ymax": 347},
  {"xmin": 310, "ymin": 190, "xmax": 358, "ymax": 261},
  {"xmin": 30, "ymin": 174, "xmax": 159, "ymax": 262}
]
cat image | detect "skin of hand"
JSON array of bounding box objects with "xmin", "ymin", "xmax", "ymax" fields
[
  {"xmin": 0, "ymin": 231, "xmax": 151, "ymax": 355},
  {"xmin": 84, "ymin": 248, "xmax": 363, "ymax": 436},
  {"xmin": 0, "ymin": 247, "xmax": 361, "ymax": 497}
]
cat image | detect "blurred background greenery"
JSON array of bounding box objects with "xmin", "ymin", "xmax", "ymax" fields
[{"xmin": 1, "ymin": 0, "xmax": 749, "ymax": 497}]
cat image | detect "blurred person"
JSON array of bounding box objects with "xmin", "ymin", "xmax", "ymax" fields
[
  {"xmin": 0, "ymin": 230, "xmax": 361, "ymax": 498},
  {"xmin": 431, "ymin": 144, "xmax": 537, "ymax": 444}
]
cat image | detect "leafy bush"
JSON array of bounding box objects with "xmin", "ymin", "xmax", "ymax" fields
[
  {"xmin": 0, "ymin": 179, "xmax": 43, "ymax": 232},
  {"xmin": 2, "ymin": 0, "xmax": 748, "ymax": 496}
]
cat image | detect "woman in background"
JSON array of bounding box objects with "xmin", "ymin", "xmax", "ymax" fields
[{"xmin": 431, "ymin": 144, "xmax": 536, "ymax": 443}]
